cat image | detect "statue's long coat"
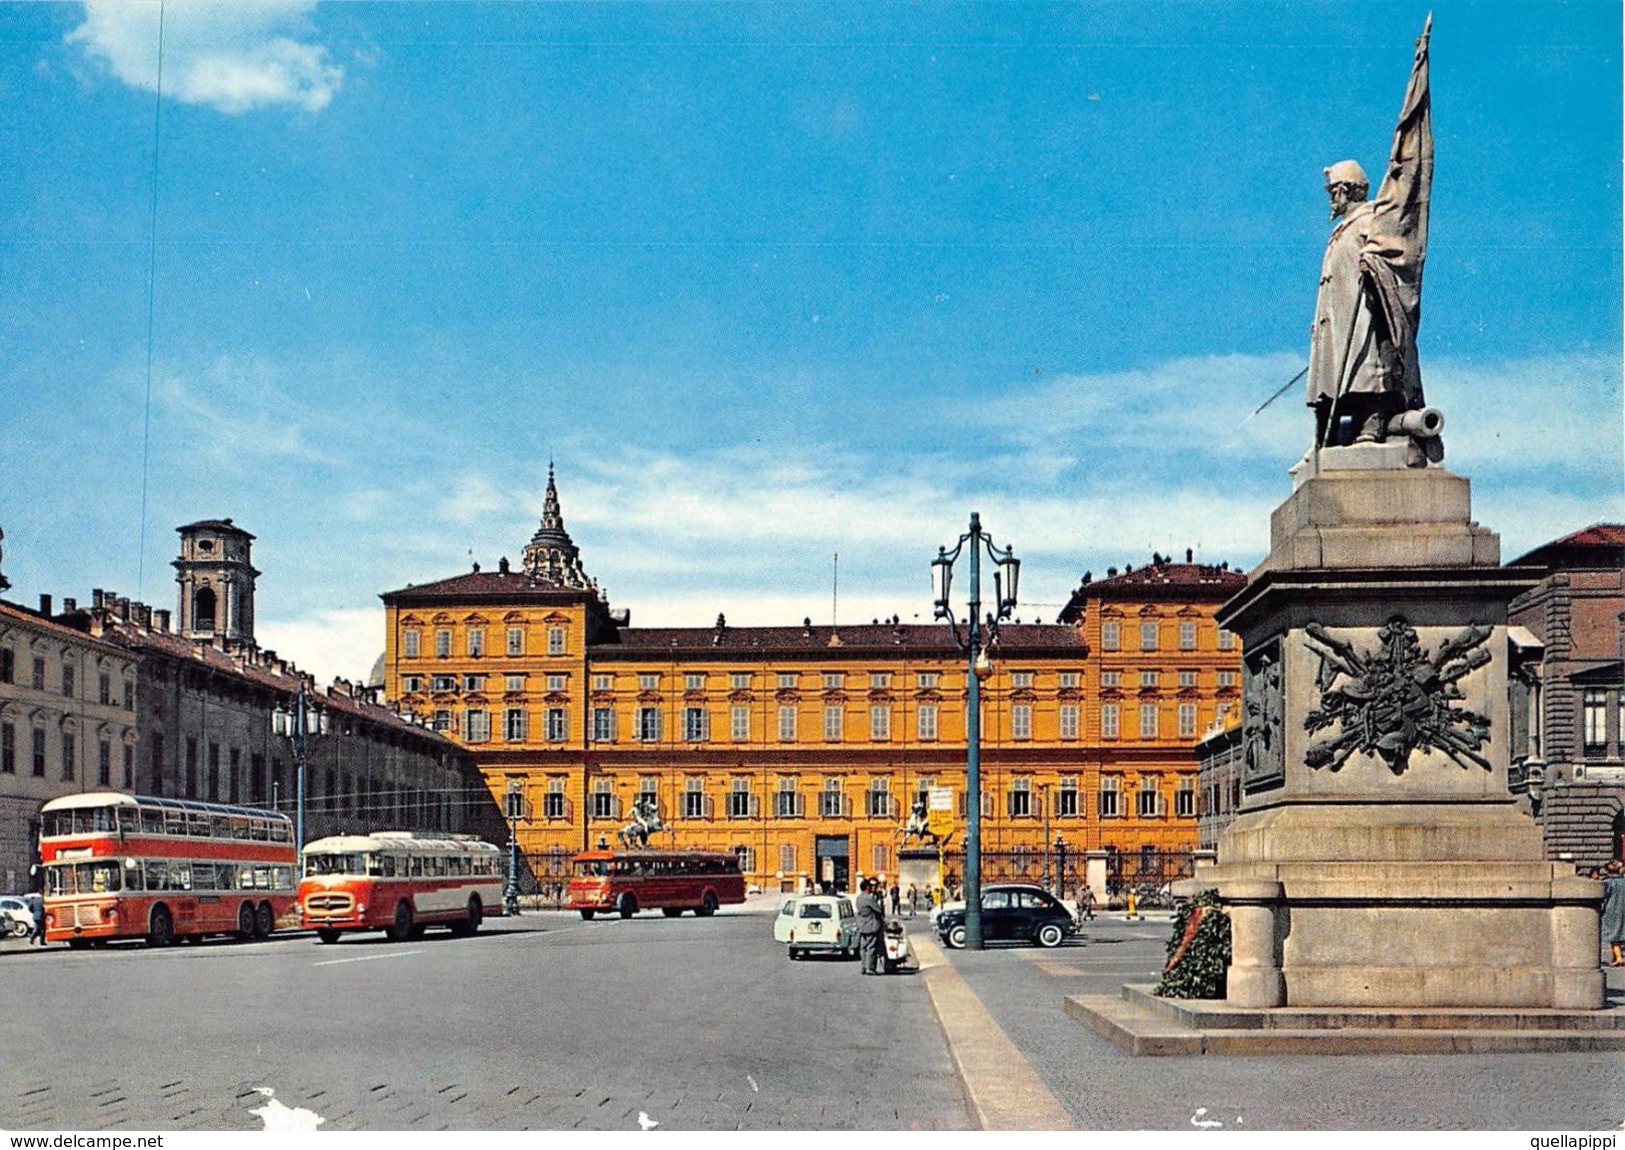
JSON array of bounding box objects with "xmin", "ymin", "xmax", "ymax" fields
[{"xmin": 1307, "ymin": 22, "xmax": 1433, "ymax": 411}]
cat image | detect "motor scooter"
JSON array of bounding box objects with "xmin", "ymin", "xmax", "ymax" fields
[{"xmin": 882, "ymin": 920, "xmax": 912, "ymax": 974}]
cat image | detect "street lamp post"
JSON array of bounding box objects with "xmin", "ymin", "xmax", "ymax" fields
[
  {"xmin": 1041, "ymin": 783, "xmax": 1052, "ymax": 892},
  {"xmin": 503, "ymin": 783, "xmax": 524, "ymax": 917},
  {"xmin": 933, "ymin": 511, "xmax": 1020, "ymax": 951},
  {"xmin": 271, "ymin": 679, "xmax": 328, "ymax": 874}
]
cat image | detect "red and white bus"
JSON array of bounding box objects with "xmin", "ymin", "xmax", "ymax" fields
[
  {"xmin": 298, "ymin": 831, "xmax": 503, "ymax": 943},
  {"xmin": 39, "ymin": 791, "xmax": 297, "ymax": 947},
  {"xmin": 567, "ymin": 849, "xmax": 746, "ymax": 920}
]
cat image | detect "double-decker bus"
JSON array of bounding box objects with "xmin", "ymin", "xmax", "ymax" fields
[
  {"xmin": 567, "ymin": 849, "xmax": 746, "ymax": 920},
  {"xmin": 298, "ymin": 831, "xmax": 503, "ymax": 943},
  {"xmin": 39, "ymin": 791, "xmax": 297, "ymax": 948}
]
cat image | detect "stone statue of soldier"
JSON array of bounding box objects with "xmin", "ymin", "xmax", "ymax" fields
[{"xmin": 1308, "ymin": 17, "xmax": 1441, "ymax": 466}]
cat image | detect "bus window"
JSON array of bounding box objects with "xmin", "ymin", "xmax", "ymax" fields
[
  {"xmin": 251, "ymin": 819, "xmax": 270, "ymax": 841},
  {"xmin": 574, "ymin": 860, "xmax": 606, "ymax": 877},
  {"xmin": 270, "ymin": 821, "xmax": 291, "ymax": 843},
  {"xmin": 187, "ymin": 812, "xmax": 211, "ymax": 837},
  {"xmin": 83, "ymin": 861, "xmax": 122, "ymax": 893},
  {"xmin": 231, "ymin": 817, "xmax": 253, "ymax": 840},
  {"xmin": 408, "ymin": 856, "xmax": 423, "ymax": 877},
  {"xmin": 165, "ymin": 809, "xmax": 186, "ymax": 836},
  {"xmin": 306, "ymin": 852, "xmax": 363, "ymax": 877},
  {"xmin": 140, "ymin": 807, "xmax": 165, "ymax": 834},
  {"xmin": 273, "ymin": 865, "xmax": 293, "ymax": 891},
  {"xmin": 212, "ymin": 815, "xmax": 233, "ymax": 838}
]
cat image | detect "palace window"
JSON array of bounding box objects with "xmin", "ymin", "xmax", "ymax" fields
[
  {"xmin": 1059, "ymin": 703, "xmax": 1079, "ymax": 741},
  {"xmin": 403, "ymin": 629, "xmax": 421, "ymax": 658},
  {"xmin": 1583, "ymin": 690, "xmax": 1608, "ymax": 756},
  {"xmin": 1140, "ymin": 670, "xmax": 1160, "ymax": 688},
  {"xmin": 917, "ymin": 671, "xmax": 939, "ymax": 689},
  {"xmin": 593, "ymin": 673, "xmax": 613, "ymax": 691},
  {"xmin": 1141, "ymin": 622, "xmax": 1159, "ymax": 652},
  {"xmin": 736, "ymin": 846, "xmax": 755, "ymax": 874},
  {"xmin": 638, "ymin": 673, "xmax": 659, "ymax": 691},
  {"xmin": 122, "ymin": 744, "xmax": 134, "ymax": 790},
  {"xmin": 434, "ymin": 629, "xmax": 452, "ymax": 657},
  {"xmin": 1178, "ymin": 669, "xmax": 1198, "ymax": 688},
  {"xmin": 683, "ymin": 777, "xmax": 708, "ymax": 820},
  {"xmin": 776, "ymin": 776, "xmax": 803, "ymax": 818},
  {"xmin": 0, "ymin": 723, "xmax": 13, "ymax": 774},
  {"xmin": 1140, "ymin": 703, "xmax": 1160, "ymax": 739},
  {"xmin": 592, "ymin": 707, "xmax": 616, "ymax": 742},
  {"xmin": 872, "ymin": 842, "xmax": 890, "ymax": 875},
  {"xmin": 638, "ymin": 777, "xmax": 658, "ymax": 809},
  {"xmin": 592, "ymin": 778, "xmax": 618, "ymax": 820},
  {"xmin": 543, "ymin": 778, "xmax": 568, "ymax": 820},
  {"xmin": 546, "ymin": 708, "xmax": 568, "ymax": 742},
  {"xmin": 869, "ymin": 671, "xmax": 891, "ymax": 689},
  {"xmin": 917, "ymin": 704, "xmax": 938, "ymax": 741},
  {"xmin": 97, "ymin": 739, "xmax": 111, "ymax": 786},
  {"xmin": 683, "ymin": 707, "xmax": 710, "ymax": 742},
  {"xmin": 780, "ymin": 843, "xmax": 797, "ymax": 874},
  {"xmin": 1102, "ymin": 670, "xmax": 1121, "ymax": 687},
  {"xmin": 463, "ymin": 674, "xmax": 484, "ymax": 693},
  {"xmin": 1178, "ymin": 703, "xmax": 1198, "ymax": 739},
  {"xmin": 1179, "ymin": 622, "xmax": 1198, "ymax": 651},
  {"xmin": 1007, "ymin": 777, "xmax": 1032, "ymax": 818},
  {"xmin": 730, "ymin": 672, "xmax": 751, "ymax": 690},
  {"xmin": 1098, "ymin": 776, "xmax": 1121, "ymax": 818},
  {"xmin": 403, "ymin": 675, "xmax": 423, "ymax": 694},
  {"xmin": 823, "ymin": 705, "xmax": 844, "ymax": 742},
  {"xmin": 506, "ymin": 626, "xmax": 524, "ymax": 656},
  {"xmin": 33, "ymin": 728, "xmax": 47, "ymax": 777},
  {"xmin": 867, "ymin": 776, "xmax": 891, "ymax": 818},
  {"xmin": 98, "ymin": 673, "xmax": 111, "ymax": 705},
  {"xmin": 820, "ymin": 778, "xmax": 846, "ymax": 818},
  {"xmin": 1137, "ymin": 777, "xmax": 1163, "ymax": 817},
  {"xmin": 637, "ymin": 707, "xmax": 662, "ymax": 742},
  {"xmin": 464, "ymin": 710, "xmax": 490, "ymax": 743},
  {"xmin": 1102, "ymin": 622, "xmax": 1120, "ymax": 651},
  {"xmin": 547, "ymin": 626, "xmax": 566, "ymax": 656},
  {"xmin": 1175, "ymin": 777, "xmax": 1197, "ymax": 818},
  {"xmin": 685, "ymin": 672, "xmax": 705, "ymax": 691},
  {"xmin": 1011, "ymin": 670, "xmax": 1034, "ymax": 689},
  {"xmin": 1218, "ymin": 629, "xmax": 1237, "ymax": 651},
  {"xmin": 728, "ymin": 778, "xmax": 755, "ymax": 819},
  {"xmin": 1101, "ymin": 703, "xmax": 1120, "ymax": 740},
  {"xmin": 777, "ymin": 705, "xmax": 797, "ymax": 742},
  {"xmin": 467, "ymin": 628, "xmax": 485, "ymax": 657},
  {"xmin": 431, "ymin": 675, "xmax": 455, "ymax": 692},
  {"xmin": 505, "ymin": 709, "xmax": 527, "ymax": 742},
  {"xmin": 431, "ymin": 709, "xmax": 451, "ymax": 732},
  {"xmin": 1059, "ymin": 671, "xmax": 1080, "ymax": 688},
  {"xmin": 1057, "ymin": 775, "xmax": 1080, "ymax": 817},
  {"xmin": 777, "ymin": 672, "xmax": 798, "ymax": 690},
  {"xmin": 731, "ymin": 705, "xmax": 749, "ymax": 741},
  {"xmin": 869, "ymin": 705, "xmax": 890, "ymax": 741},
  {"xmin": 545, "ymin": 673, "xmax": 567, "ymax": 692},
  {"xmin": 1012, "ymin": 703, "xmax": 1032, "ymax": 741},
  {"xmin": 62, "ymin": 664, "xmax": 74, "ymax": 698},
  {"xmin": 1217, "ymin": 670, "xmax": 1239, "ymax": 688}
]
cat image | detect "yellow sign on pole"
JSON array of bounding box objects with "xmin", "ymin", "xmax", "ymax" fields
[{"xmin": 927, "ymin": 785, "xmax": 954, "ymax": 840}]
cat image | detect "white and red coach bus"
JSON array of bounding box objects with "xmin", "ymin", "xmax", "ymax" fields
[
  {"xmin": 567, "ymin": 848, "xmax": 746, "ymax": 920},
  {"xmin": 39, "ymin": 791, "xmax": 297, "ymax": 947},
  {"xmin": 298, "ymin": 831, "xmax": 503, "ymax": 943}
]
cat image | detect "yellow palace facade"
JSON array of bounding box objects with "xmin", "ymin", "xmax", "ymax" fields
[{"xmin": 380, "ymin": 471, "xmax": 1245, "ymax": 893}]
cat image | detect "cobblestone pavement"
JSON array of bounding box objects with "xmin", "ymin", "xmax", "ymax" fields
[
  {"xmin": 933, "ymin": 912, "xmax": 1625, "ymax": 1130},
  {"xmin": 0, "ymin": 899, "xmax": 968, "ymax": 1131}
]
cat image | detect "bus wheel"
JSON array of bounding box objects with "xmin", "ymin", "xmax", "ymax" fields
[
  {"xmin": 451, "ymin": 897, "xmax": 482, "ymax": 937},
  {"xmin": 697, "ymin": 891, "xmax": 719, "ymax": 917},
  {"xmin": 661, "ymin": 907, "xmax": 683, "ymax": 918},
  {"xmin": 316, "ymin": 929, "xmax": 342, "ymax": 945},
  {"xmin": 254, "ymin": 902, "xmax": 275, "ymax": 939},
  {"xmin": 618, "ymin": 894, "xmax": 638, "ymax": 919},
  {"xmin": 237, "ymin": 902, "xmax": 256, "ymax": 940},
  {"xmin": 407, "ymin": 924, "xmax": 427, "ymax": 940},
  {"xmin": 579, "ymin": 909, "xmax": 595, "ymax": 921},
  {"xmin": 386, "ymin": 901, "xmax": 414, "ymax": 942},
  {"xmin": 146, "ymin": 905, "xmax": 175, "ymax": 948}
]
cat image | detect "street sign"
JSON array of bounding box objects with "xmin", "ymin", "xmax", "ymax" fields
[
  {"xmin": 927, "ymin": 787, "xmax": 954, "ymax": 839},
  {"xmin": 928, "ymin": 786, "xmax": 953, "ymax": 811}
]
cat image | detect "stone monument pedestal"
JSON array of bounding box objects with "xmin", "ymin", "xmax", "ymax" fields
[{"xmin": 1070, "ymin": 449, "xmax": 1618, "ymax": 1053}]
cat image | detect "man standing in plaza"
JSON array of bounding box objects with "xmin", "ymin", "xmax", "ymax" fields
[{"xmin": 855, "ymin": 879, "xmax": 887, "ymax": 975}]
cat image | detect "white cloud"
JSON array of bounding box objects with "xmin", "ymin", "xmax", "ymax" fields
[
  {"xmin": 256, "ymin": 607, "xmax": 382, "ymax": 688},
  {"xmin": 68, "ymin": 0, "xmax": 343, "ymax": 114}
]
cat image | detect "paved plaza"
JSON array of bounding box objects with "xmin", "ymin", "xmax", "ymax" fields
[{"xmin": 1, "ymin": 897, "xmax": 1621, "ymax": 1130}]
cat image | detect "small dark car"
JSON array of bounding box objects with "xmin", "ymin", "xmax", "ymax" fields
[{"xmin": 935, "ymin": 883, "xmax": 1078, "ymax": 949}]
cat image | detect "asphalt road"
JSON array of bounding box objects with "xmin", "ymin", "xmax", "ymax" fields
[{"xmin": 0, "ymin": 898, "xmax": 967, "ymax": 1131}]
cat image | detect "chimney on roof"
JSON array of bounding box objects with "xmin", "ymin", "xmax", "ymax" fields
[
  {"xmin": 499, "ymin": 557, "xmax": 510, "ymax": 574},
  {"xmin": 63, "ymin": 597, "xmax": 76, "ymax": 614},
  {"xmin": 93, "ymin": 589, "xmax": 104, "ymax": 609},
  {"xmin": 155, "ymin": 608, "xmax": 171, "ymax": 632},
  {"xmin": 39, "ymin": 593, "xmax": 51, "ymax": 616},
  {"xmin": 1107, "ymin": 567, "xmax": 1118, "ymax": 578},
  {"xmin": 472, "ymin": 561, "xmax": 480, "ymax": 573},
  {"xmin": 1186, "ymin": 547, "xmax": 1194, "ymax": 563},
  {"xmin": 117, "ymin": 597, "xmax": 131, "ymax": 621}
]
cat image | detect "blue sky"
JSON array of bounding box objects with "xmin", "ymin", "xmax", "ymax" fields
[{"xmin": 2, "ymin": 0, "xmax": 1620, "ymax": 684}]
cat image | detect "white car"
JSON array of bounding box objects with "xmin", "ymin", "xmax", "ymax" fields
[
  {"xmin": 0, "ymin": 896, "xmax": 36, "ymax": 937},
  {"xmin": 773, "ymin": 894, "xmax": 858, "ymax": 960}
]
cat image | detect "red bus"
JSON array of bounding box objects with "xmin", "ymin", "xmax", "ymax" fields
[
  {"xmin": 39, "ymin": 791, "xmax": 297, "ymax": 947},
  {"xmin": 567, "ymin": 849, "xmax": 746, "ymax": 920},
  {"xmin": 299, "ymin": 831, "xmax": 503, "ymax": 943}
]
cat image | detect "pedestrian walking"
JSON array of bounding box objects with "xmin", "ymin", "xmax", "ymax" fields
[
  {"xmin": 906, "ymin": 884, "xmax": 918, "ymax": 918},
  {"xmin": 26, "ymin": 891, "xmax": 45, "ymax": 946},
  {"xmin": 1601, "ymin": 859, "xmax": 1625, "ymax": 967},
  {"xmin": 855, "ymin": 879, "xmax": 887, "ymax": 975},
  {"xmin": 1079, "ymin": 882, "xmax": 1096, "ymax": 922},
  {"xmin": 888, "ymin": 883, "xmax": 901, "ymax": 917}
]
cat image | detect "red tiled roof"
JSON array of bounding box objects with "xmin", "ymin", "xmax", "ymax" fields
[
  {"xmin": 593, "ymin": 621, "xmax": 1085, "ymax": 657},
  {"xmin": 1056, "ymin": 561, "xmax": 1247, "ymax": 621},
  {"xmin": 1509, "ymin": 523, "xmax": 1625, "ymax": 569},
  {"xmin": 0, "ymin": 599, "xmax": 132, "ymax": 655},
  {"xmin": 381, "ymin": 569, "xmax": 601, "ymax": 602}
]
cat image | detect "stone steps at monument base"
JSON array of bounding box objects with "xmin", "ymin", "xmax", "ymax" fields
[{"xmin": 1065, "ymin": 993, "xmax": 1625, "ymax": 1056}]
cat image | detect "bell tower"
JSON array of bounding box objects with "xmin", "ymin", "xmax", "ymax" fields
[{"xmin": 173, "ymin": 519, "xmax": 259, "ymax": 645}]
